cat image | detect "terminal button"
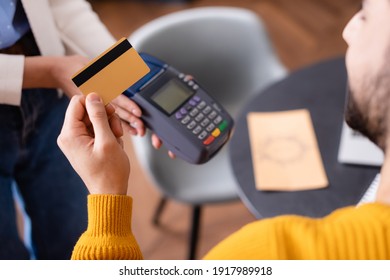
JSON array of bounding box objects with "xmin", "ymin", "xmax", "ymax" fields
[
  {"xmin": 198, "ymin": 131, "xmax": 208, "ymax": 140},
  {"xmin": 203, "ymin": 135, "xmax": 215, "ymax": 145},
  {"xmin": 190, "ymin": 108, "xmax": 199, "ymax": 117},
  {"xmin": 175, "ymin": 112, "xmax": 183, "ymax": 120},
  {"xmin": 181, "ymin": 115, "xmax": 191, "ymax": 125},
  {"xmin": 192, "ymin": 126, "xmax": 202, "ymax": 135},
  {"xmin": 203, "ymin": 106, "xmax": 212, "ymax": 115},
  {"xmin": 195, "ymin": 113, "xmax": 204, "ymax": 122},
  {"xmin": 208, "ymin": 111, "xmax": 217, "ymax": 119},
  {"xmin": 212, "ymin": 128, "xmax": 221, "ymax": 138},
  {"xmin": 206, "ymin": 123, "xmax": 216, "ymax": 132},
  {"xmin": 187, "ymin": 121, "xmax": 196, "ymax": 130},
  {"xmin": 197, "ymin": 101, "xmax": 206, "ymax": 110},
  {"xmin": 213, "ymin": 115, "xmax": 223, "ymax": 125},
  {"xmin": 218, "ymin": 120, "xmax": 228, "ymax": 132},
  {"xmin": 201, "ymin": 118, "xmax": 210, "ymax": 127}
]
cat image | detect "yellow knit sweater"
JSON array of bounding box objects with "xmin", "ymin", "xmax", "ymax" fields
[
  {"xmin": 71, "ymin": 195, "xmax": 143, "ymax": 260},
  {"xmin": 71, "ymin": 195, "xmax": 390, "ymax": 260}
]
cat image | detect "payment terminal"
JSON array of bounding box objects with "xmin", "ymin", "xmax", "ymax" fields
[{"xmin": 123, "ymin": 53, "xmax": 234, "ymax": 164}]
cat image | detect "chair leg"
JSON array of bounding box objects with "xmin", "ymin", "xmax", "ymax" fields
[
  {"xmin": 153, "ymin": 197, "xmax": 167, "ymax": 225},
  {"xmin": 188, "ymin": 205, "xmax": 201, "ymax": 260}
]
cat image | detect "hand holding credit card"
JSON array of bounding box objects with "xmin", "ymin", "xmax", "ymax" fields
[
  {"xmin": 71, "ymin": 39, "xmax": 234, "ymax": 164},
  {"xmin": 71, "ymin": 37, "xmax": 150, "ymax": 105}
]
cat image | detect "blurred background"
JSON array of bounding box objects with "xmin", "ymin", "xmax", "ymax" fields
[{"xmin": 86, "ymin": 0, "xmax": 360, "ymax": 259}]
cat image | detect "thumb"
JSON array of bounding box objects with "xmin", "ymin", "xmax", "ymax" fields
[{"xmin": 85, "ymin": 93, "xmax": 114, "ymax": 144}]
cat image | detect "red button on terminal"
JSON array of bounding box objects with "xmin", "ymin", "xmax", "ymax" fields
[{"xmin": 203, "ymin": 135, "xmax": 215, "ymax": 145}]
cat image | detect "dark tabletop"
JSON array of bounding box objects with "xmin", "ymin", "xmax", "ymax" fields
[{"xmin": 229, "ymin": 56, "xmax": 380, "ymax": 219}]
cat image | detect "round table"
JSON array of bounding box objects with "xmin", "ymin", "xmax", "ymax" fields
[{"xmin": 229, "ymin": 56, "xmax": 380, "ymax": 219}]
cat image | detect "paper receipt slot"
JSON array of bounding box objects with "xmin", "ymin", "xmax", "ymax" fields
[{"xmin": 124, "ymin": 53, "xmax": 234, "ymax": 164}]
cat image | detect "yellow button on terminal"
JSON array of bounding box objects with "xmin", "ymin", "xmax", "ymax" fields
[{"xmin": 212, "ymin": 128, "xmax": 221, "ymax": 137}]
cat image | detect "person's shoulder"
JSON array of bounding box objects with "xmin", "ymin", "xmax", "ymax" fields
[
  {"xmin": 353, "ymin": 202, "xmax": 390, "ymax": 219},
  {"xmin": 241, "ymin": 202, "xmax": 390, "ymax": 231},
  {"xmin": 310, "ymin": 202, "xmax": 390, "ymax": 230}
]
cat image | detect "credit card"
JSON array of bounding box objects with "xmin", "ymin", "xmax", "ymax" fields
[{"xmin": 72, "ymin": 37, "xmax": 150, "ymax": 105}]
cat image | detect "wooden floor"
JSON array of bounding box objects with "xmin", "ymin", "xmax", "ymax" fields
[{"xmin": 88, "ymin": 0, "xmax": 361, "ymax": 260}]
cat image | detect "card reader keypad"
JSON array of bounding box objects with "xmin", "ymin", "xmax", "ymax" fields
[{"xmin": 175, "ymin": 92, "xmax": 229, "ymax": 146}]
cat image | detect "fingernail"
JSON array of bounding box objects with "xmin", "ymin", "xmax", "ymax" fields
[
  {"xmin": 132, "ymin": 109, "xmax": 141, "ymax": 117},
  {"xmin": 88, "ymin": 93, "xmax": 102, "ymax": 103}
]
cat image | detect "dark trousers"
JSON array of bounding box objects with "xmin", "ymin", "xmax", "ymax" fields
[{"xmin": 0, "ymin": 90, "xmax": 88, "ymax": 259}]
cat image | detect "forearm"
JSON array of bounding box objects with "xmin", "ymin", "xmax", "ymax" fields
[
  {"xmin": 71, "ymin": 194, "xmax": 143, "ymax": 260},
  {"xmin": 22, "ymin": 55, "xmax": 88, "ymax": 97},
  {"xmin": 22, "ymin": 56, "xmax": 58, "ymax": 89}
]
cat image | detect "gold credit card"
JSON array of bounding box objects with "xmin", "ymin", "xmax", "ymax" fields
[{"xmin": 72, "ymin": 37, "xmax": 150, "ymax": 105}]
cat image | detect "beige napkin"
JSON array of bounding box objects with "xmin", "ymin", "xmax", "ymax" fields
[{"xmin": 247, "ymin": 109, "xmax": 328, "ymax": 191}]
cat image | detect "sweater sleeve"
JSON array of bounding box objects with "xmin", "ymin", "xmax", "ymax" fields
[{"xmin": 71, "ymin": 194, "xmax": 143, "ymax": 260}]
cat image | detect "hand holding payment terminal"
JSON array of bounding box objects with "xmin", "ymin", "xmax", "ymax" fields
[{"xmin": 124, "ymin": 53, "xmax": 234, "ymax": 164}]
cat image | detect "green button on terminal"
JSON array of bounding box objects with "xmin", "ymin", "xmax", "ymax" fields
[{"xmin": 218, "ymin": 120, "xmax": 228, "ymax": 132}]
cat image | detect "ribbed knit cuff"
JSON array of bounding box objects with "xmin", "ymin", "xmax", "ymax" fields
[
  {"xmin": 87, "ymin": 194, "xmax": 133, "ymax": 237},
  {"xmin": 72, "ymin": 194, "xmax": 143, "ymax": 260}
]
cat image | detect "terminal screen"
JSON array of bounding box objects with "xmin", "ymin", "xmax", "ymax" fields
[{"xmin": 151, "ymin": 79, "xmax": 193, "ymax": 114}]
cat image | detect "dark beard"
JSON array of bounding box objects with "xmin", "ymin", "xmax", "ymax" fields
[
  {"xmin": 344, "ymin": 85, "xmax": 386, "ymax": 150},
  {"xmin": 345, "ymin": 87, "xmax": 370, "ymax": 137}
]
